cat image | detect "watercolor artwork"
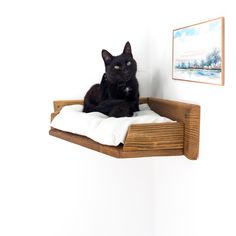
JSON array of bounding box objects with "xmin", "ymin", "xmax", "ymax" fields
[{"xmin": 172, "ymin": 17, "xmax": 224, "ymax": 85}]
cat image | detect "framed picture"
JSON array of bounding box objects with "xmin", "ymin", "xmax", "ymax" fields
[{"xmin": 172, "ymin": 17, "xmax": 224, "ymax": 85}]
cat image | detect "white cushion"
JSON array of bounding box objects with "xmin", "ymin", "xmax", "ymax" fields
[{"xmin": 50, "ymin": 104, "xmax": 174, "ymax": 146}]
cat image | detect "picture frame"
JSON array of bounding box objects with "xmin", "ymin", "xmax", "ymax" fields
[{"xmin": 172, "ymin": 17, "xmax": 224, "ymax": 85}]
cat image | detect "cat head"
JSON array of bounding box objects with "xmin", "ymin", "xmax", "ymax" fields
[{"xmin": 102, "ymin": 42, "xmax": 137, "ymax": 83}]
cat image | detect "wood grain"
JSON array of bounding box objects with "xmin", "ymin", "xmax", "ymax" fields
[
  {"xmin": 53, "ymin": 99, "xmax": 84, "ymax": 113},
  {"xmin": 49, "ymin": 97, "xmax": 200, "ymax": 160},
  {"xmin": 124, "ymin": 122, "xmax": 184, "ymax": 151},
  {"xmin": 49, "ymin": 128, "xmax": 183, "ymax": 158},
  {"xmin": 148, "ymin": 97, "xmax": 200, "ymax": 159}
]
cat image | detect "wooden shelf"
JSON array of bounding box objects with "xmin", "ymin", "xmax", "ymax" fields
[{"xmin": 49, "ymin": 97, "xmax": 200, "ymax": 160}]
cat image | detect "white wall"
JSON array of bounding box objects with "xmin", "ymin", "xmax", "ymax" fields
[
  {"xmin": 1, "ymin": 0, "xmax": 236, "ymax": 236},
  {"xmin": 0, "ymin": 1, "xmax": 155, "ymax": 236},
  {"xmin": 149, "ymin": 0, "xmax": 236, "ymax": 236}
]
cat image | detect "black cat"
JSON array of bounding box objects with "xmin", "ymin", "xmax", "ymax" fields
[{"xmin": 83, "ymin": 42, "xmax": 139, "ymax": 117}]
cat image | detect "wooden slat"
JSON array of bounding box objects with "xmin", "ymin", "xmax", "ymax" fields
[
  {"xmin": 49, "ymin": 128, "xmax": 183, "ymax": 158},
  {"xmin": 124, "ymin": 122, "xmax": 184, "ymax": 151},
  {"xmin": 49, "ymin": 128, "xmax": 122, "ymax": 157},
  {"xmin": 148, "ymin": 97, "xmax": 196, "ymax": 122},
  {"xmin": 147, "ymin": 98, "xmax": 200, "ymax": 160},
  {"xmin": 49, "ymin": 97, "xmax": 200, "ymax": 160},
  {"xmin": 54, "ymin": 100, "xmax": 84, "ymax": 113},
  {"xmin": 184, "ymin": 106, "xmax": 200, "ymax": 160},
  {"xmin": 119, "ymin": 149, "xmax": 183, "ymax": 158},
  {"xmin": 51, "ymin": 112, "xmax": 59, "ymax": 121}
]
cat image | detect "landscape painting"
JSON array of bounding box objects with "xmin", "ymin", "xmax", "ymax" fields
[{"xmin": 172, "ymin": 17, "xmax": 224, "ymax": 85}]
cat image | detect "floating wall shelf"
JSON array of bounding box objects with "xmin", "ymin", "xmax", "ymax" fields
[{"xmin": 49, "ymin": 97, "xmax": 200, "ymax": 160}]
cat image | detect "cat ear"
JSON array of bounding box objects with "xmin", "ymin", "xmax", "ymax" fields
[
  {"xmin": 102, "ymin": 50, "xmax": 113, "ymax": 65},
  {"xmin": 123, "ymin": 41, "xmax": 132, "ymax": 56}
]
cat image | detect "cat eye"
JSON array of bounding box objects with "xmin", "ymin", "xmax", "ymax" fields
[
  {"xmin": 126, "ymin": 61, "xmax": 132, "ymax": 66},
  {"xmin": 114, "ymin": 65, "xmax": 120, "ymax": 70}
]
